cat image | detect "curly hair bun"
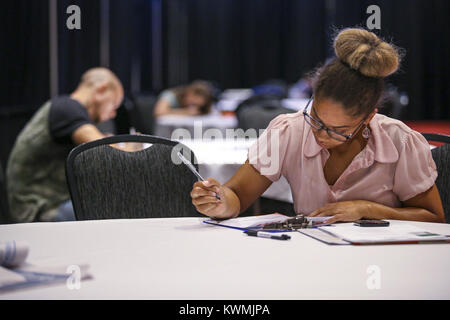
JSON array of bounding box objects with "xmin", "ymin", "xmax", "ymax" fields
[{"xmin": 334, "ymin": 28, "xmax": 400, "ymax": 78}]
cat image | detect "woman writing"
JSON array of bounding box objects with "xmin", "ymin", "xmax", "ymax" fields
[{"xmin": 190, "ymin": 28, "xmax": 445, "ymax": 224}]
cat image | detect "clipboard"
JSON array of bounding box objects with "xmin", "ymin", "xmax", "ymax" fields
[
  {"xmin": 203, "ymin": 213, "xmax": 332, "ymax": 232},
  {"xmin": 203, "ymin": 213, "xmax": 291, "ymax": 232}
]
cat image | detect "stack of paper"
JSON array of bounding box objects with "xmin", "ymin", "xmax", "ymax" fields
[
  {"xmin": 0, "ymin": 240, "xmax": 91, "ymax": 293},
  {"xmin": 298, "ymin": 228, "xmax": 351, "ymax": 245},
  {"xmin": 317, "ymin": 223, "xmax": 450, "ymax": 245},
  {"xmin": 0, "ymin": 241, "xmax": 29, "ymax": 268},
  {"xmin": 203, "ymin": 213, "xmax": 332, "ymax": 231}
]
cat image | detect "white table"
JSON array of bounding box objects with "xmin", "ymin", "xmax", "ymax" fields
[
  {"xmin": 154, "ymin": 111, "xmax": 238, "ymax": 139},
  {"xmin": 154, "ymin": 98, "xmax": 309, "ymax": 140},
  {"xmin": 217, "ymin": 97, "xmax": 310, "ymax": 112},
  {"xmin": 1, "ymin": 218, "xmax": 449, "ymax": 299}
]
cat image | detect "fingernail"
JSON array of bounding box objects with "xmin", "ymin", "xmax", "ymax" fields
[
  {"xmin": 210, "ymin": 192, "xmax": 216, "ymax": 197},
  {"xmin": 203, "ymin": 181, "xmax": 211, "ymax": 186}
]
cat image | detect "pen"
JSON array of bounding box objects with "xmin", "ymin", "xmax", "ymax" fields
[
  {"xmin": 177, "ymin": 151, "xmax": 221, "ymax": 200},
  {"xmin": 244, "ymin": 230, "xmax": 291, "ymax": 241}
]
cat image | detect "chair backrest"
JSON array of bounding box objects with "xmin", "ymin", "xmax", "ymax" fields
[
  {"xmin": 129, "ymin": 93, "xmax": 158, "ymax": 134},
  {"xmin": 66, "ymin": 134, "xmax": 202, "ymax": 220},
  {"xmin": 235, "ymin": 94, "xmax": 295, "ymax": 134},
  {"xmin": 430, "ymin": 143, "xmax": 450, "ymax": 223},
  {"xmin": 0, "ymin": 162, "xmax": 9, "ymax": 224},
  {"xmin": 421, "ymin": 133, "xmax": 450, "ymax": 144}
]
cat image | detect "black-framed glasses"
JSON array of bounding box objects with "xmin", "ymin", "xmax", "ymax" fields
[{"xmin": 302, "ymin": 96, "xmax": 367, "ymax": 142}]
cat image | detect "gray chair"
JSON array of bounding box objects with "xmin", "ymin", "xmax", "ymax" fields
[
  {"xmin": 66, "ymin": 134, "xmax": 202, "ymax": 220},
  {"xmin": 129, "ymin": 93, "xmax": 158, "ymax": 134},
  {"xmin": 430, "ymin": 143, "xmax": 450, "ymax": 223},
  {"xmin": 0, "ymin": 162, "xmax": 9, "ymax": 224},
  {"xmin": 420, "ymin": 133, "xmax": 449, "ymax": 222},
  {"xmin": 236, "ymin": 94, "xmax": 296, "ymax": 135},
  {"xmin": 421, "ymin": 133, "xmax": 450, "ymax": 144}
]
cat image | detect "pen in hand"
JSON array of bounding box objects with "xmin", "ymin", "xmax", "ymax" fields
[{"xmin": 177, "ymin": 151, "xmax": 221, "ymax": 200}]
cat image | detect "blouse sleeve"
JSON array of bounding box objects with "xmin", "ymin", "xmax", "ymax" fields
[
  {"xmin": 247, "ymin": 114, "xmax": 292, "ymax": 182},
  {"xmin": 392, "ymin": 131, "xmax": 438, "ymax": 201}
]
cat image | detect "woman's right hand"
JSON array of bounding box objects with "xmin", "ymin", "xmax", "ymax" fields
[{"xmin": 190, "ymin": 178, "xmax": 229, "ymax": 218}]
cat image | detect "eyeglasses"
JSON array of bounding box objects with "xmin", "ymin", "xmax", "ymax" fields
[{"xmin": 302, "ymin": 97, "xmax": 367, "ymax": 142}]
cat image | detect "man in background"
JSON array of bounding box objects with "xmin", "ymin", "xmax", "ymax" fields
[{"xmin": 7, "ymin": 67, "xmax": 124, "ymax": 222}]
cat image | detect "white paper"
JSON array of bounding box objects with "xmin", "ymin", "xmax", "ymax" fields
[
  {"xmin": 319, "ymin": 223, "xmax": 449, "ymax": 244},
  {"xmin": 306, "ymin": 216, "xmax": 333, "ymax": 225},
  {"xmin": 203, "ymin": 213, "xmax": 333, "ymax": 230},
  {"xmin": 299, "ymin": 228, "xmax": 350, "ymax": 245},
  {"xmin": 0, "ymin": 241, "xmax": 29, "ymax": 268},
  {"xmin": 204, "ymin": 213, "xmax": 290, "ymax": 230},
  {"xmin": 0, "ymin": 240, "xmax": 92, "ymax": 293},
  {"xmin": 0, "ymin": 267, "xmax": 27, "ymax": 287}
]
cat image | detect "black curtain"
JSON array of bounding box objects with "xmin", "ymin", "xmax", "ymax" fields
[
  {"xmin": 0, "ymin": 1, "xmax": 50, "ymax": 106},
  {"xmin": 0, "ymin": 1, "xmax": 50, "ymax": 170},
  {"xmin": 110, "ymin": 0, "xmax": 153, "ymax": 95},
  {"xmin": 57, "ymin": 0, "xmax": 101, "ymax": 95},
  {"xmin": 165, "ymin": 0, "xmax": 449, "ymax": 121},
  {"xmin": 58, "ymin": 0, "xmax": 153, "ymax": 96},
  {"xmin": 2, "ymin": 0, "xmax": 448, "ymax": 119},
  {"xmin": 183, "ymin": 0, "xmax": 327, "ymax": 88},
  {"xmin": 330, "ymin": 0, "xmax": 449, "ymax": 121},
  {"xmin": 1, "ymin": 0, "xmax": 449, "ymax": 127},
  {"xmin": 1, "ymin": 0, "xmax": 449, "ymax": 172}
]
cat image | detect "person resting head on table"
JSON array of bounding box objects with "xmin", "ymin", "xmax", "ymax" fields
[
  {"xmin": 153, "ymin": 80, "xmax": 214, "ymax": 117},
  {"xmin": 190, "ymin": 28, "xmax": 445, "ymax": 224},
  {"xmin": 7, "ymin": 67, "xmax": 140, "ymax": 223}
]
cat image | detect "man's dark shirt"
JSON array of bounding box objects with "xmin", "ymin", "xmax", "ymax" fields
[{"xmin": 48, "ymin": 96, "xmax": 93, "ymax": 144}]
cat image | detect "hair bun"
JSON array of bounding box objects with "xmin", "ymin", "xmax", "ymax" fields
[{"xmin": 334, "ymin": 28, "xmax": 400, "ymax": 78}]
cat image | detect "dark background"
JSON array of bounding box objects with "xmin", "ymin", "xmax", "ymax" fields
[{"xmin": 1, "ymin": 0, "xmax": 449, "ymax": 170}]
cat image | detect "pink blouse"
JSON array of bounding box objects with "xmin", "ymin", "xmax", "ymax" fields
[{"xmin": 247, "ymin": 112, "xmax": 437, "ymax": 215}]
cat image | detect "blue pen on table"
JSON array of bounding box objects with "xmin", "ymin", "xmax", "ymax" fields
[
  {"xmin": 177, "ymin": 151, "xmax": 221, "ymax": 200},
  {"xmin": 244, "ymin": 230, "xmax": 291, "ymax": 241}
]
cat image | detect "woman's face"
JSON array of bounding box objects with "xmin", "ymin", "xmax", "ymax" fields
[
  {"xmin": 309, "ymin": 98, "xmax": 367, "ymax": 150},
  {"xmin": 182, "ymin": 91, "xmax": 206, "ymax": 110}
]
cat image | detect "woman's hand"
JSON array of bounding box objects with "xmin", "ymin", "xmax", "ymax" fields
[
  {"xmin": 309, "ymin": 200, "xmax": 372, "ymax": 224},
  {"xmin": 190, "ymin": 178, "xmax": 229, "ymax": 219}
]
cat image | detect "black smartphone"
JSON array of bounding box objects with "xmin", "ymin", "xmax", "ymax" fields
[{"xmin": 354, "ymin": 219, "xmax": 390, "ymax": 227}]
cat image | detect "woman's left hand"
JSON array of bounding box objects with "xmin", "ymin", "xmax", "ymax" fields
[{"xmin": 309, "ymin": 200, "xmax": 372, "ymax": 224}]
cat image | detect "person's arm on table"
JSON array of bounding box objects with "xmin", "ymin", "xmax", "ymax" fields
[
  {"xmin": 154, "ymin": 98, "xmax": 201, "ymax": 117},
  {"xmin": 310, "ymin": 184, "xmax": 445, "ymax": 223},
  {"xmin": 190, "ymin": 160, "xmax": 273, "ymax": 219}
]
